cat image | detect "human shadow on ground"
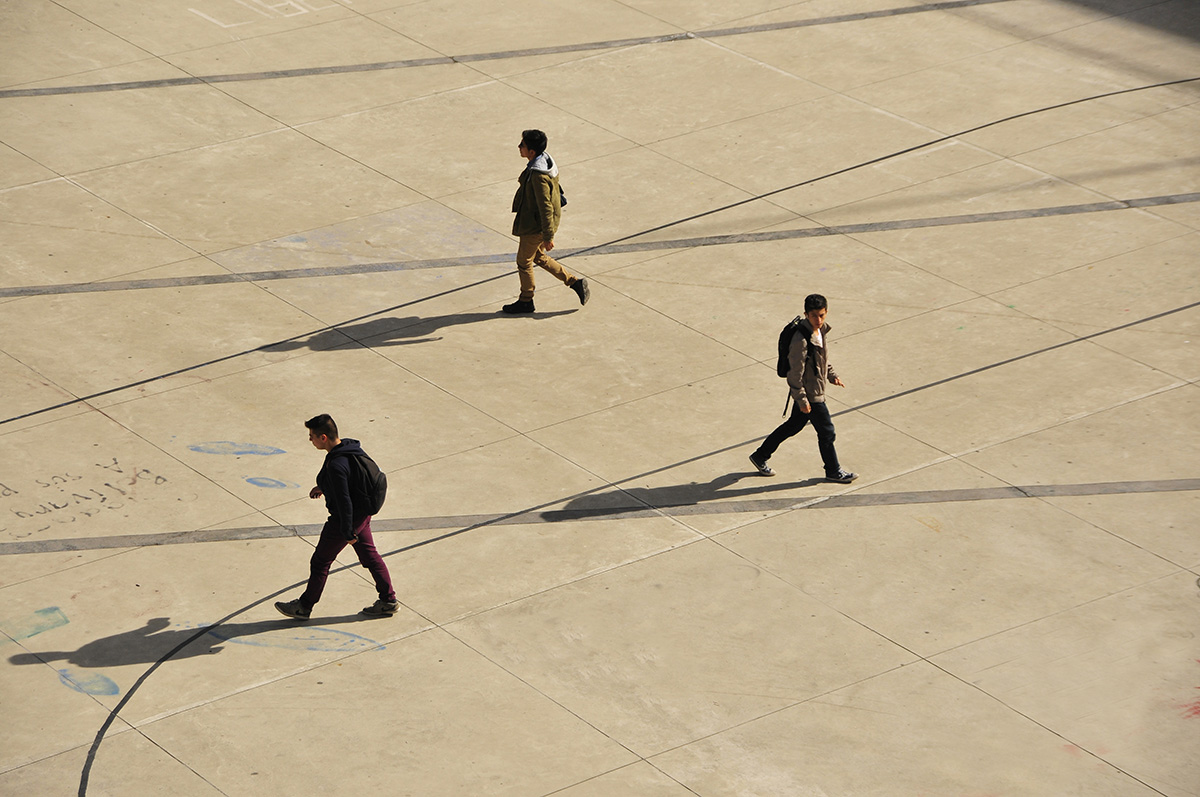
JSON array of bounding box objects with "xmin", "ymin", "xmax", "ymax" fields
[
  {"xmin": 8, "ymin": 614, "xmax": 385, "ymax": 669},
  {"xmin": 267, "ymin": 311, "xmax": 575, "ymax": 352},
  {"xmin": 540, "ymin": 471, "xmax": 828, "ymax": 522}
]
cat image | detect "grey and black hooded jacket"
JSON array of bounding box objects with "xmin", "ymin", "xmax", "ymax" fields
[{"xmin": 786, "ymin": 319, "xmax": 840, "ymax": 405}]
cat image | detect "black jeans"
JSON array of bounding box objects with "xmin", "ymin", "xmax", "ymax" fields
[{"xmin": 753, "ymin": 399, "xmax": 841, "ymax": 476}]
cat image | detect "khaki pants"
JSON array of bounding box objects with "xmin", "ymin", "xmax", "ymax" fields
[{"xmin": 516, "ymin": 234, "xmax": 575, "ymax": 301}]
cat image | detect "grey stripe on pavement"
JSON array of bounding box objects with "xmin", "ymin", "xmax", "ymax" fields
[
  {"xmin": 3, "ymin": 191, "xmax": 1195, "ymax": 300},
  {"xmin": 3, "ymin": 477, "xmax": 1195, "ymax": 556}
]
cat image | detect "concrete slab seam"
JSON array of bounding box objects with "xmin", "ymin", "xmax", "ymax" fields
[
  {"xmin": 0, "ymin": 0, "xmax": 1015, "ymax": 100},
  {"xmin": 565, "ymin": 76, "xmax": 1200, "ymax": 257},
  {"xmin": 3, "ymin": 192, "xmax": 1197, "ymax": 301}
]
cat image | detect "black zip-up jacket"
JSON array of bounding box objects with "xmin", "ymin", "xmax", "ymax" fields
[{"xmin": 316, "ymin": 439, "xmax": 369, "ymax": 539}]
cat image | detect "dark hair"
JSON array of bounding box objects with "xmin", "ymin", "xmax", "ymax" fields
[
  {"xmin": 305, "ymin": 413, "xmax": 338, "ymax": 439},
  {"xmin": 804, "ymin": 293, "xmax": 828, "ymax": 313},
  {"xmin": 521, "ymin": 129, "xmax": 548, "ymax": 154}
]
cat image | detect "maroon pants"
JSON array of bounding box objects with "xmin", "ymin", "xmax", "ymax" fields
[{"xmin": 299, "ymin": 516, "xmax": 396, "ymax": 610}]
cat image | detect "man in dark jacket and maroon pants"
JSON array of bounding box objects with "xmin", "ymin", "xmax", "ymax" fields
[
  {"xmin": 275, "ymin": 414, "xmax": 399, "ymax": 620},
  {"xmin": 749, "ymin": 294, "xmax": 857, "ymax": 483}
]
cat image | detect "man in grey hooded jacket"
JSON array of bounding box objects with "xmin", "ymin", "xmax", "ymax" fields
[
  {"xmin": 749, "ymin": 294, "xmax": 857, "ymax": 483},
  {"xmin": 503, "ymin": 129, "xmax": 590, "ymax": 314}
]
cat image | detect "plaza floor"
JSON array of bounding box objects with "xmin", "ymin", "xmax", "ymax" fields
[{"xmin": 2, "ymin": 0, "xmax": 1199, "ymax": 795}]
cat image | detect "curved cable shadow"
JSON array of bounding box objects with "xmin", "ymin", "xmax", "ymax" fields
[
  {"xmin": 73, "ymin": 77, "xmax": 1200, "ymax": 793},
  {"xmin": 8, "ymin": 78, "xmax": 1198, "ymax": 430}
]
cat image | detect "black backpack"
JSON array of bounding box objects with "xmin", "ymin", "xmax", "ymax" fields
[
  {"xmin": 346, "ymin": 453, "xmax": 387, "ymax": 515},
  {"xmin": 777, "ymin": 316, "xmax": 821, "ymax": 378},
  {"xmin": 776, "ymin": 316, "xmax": 805, "ymax": 377}
]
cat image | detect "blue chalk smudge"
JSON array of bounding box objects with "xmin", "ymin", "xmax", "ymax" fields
[
  {"xmin": 245, "ymin": 477, "xmax": 298, "ymax": 489},
  {"xmin": 58, "ymin": 668, "xmax": 120, "ymax": 696},
  {"xmin": 0, "ymin": 607, "xmax": 69, "ymax": 642},
  {"xmin": 207, "ymin": 626, "xmax": 384, "ymax": 653},
  {"xmin": 189, "ymin": 442, "xmax": 286, "ymax": 456}
]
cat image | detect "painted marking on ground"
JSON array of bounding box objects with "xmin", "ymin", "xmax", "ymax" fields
[
  {"xmin": 4, "ymin": 192, "xmax": 1197, "ymax": 300},
  {"xmin": 58, "ymin": 668, "xmax": 120, "ymax": 696},
  {"xmin": 187, "ymin": 442, "xmax": 286, "ymax": 456},
  {"xmin": 244, "ymin": 477, "xmax": 300, "ymax": 489},
  {"xmin": 3, "ymin": 478, "xmax": 1195, "ymax": 555},
  {"xmin": 198, "ymin": 623, "xmax": 384, "ymax": 653},
  {"xmin": 0, "ymin": 607, "xmax": 69, "ymax": 642}
]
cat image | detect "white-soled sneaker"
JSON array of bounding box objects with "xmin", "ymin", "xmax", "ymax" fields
[
  {"xmin": 361, "ymin": 599, "xmax": 400, "ymax": 618},
  {"xmin": 274, "ymin": 599, "xmax": 311, "ymax": 620},
  {"xmin": 749, "ymin": 453, "xmax": 775, "ymax": 477}
]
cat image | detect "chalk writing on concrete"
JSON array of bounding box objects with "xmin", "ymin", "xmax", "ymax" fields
[
  {"xmin": 0, "ymin": 458, "xmax": 171, "ymax": 537},
  {"xmin": 190, "ymin": 0, "xmax": 340, "ymax": 29}
]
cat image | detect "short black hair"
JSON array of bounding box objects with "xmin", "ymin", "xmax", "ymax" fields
[
  {"xmin": 305, "ymin": 413, "xmax": 338, "ymax": 439},
  {"xmin": 521, "ymin": 129, "xmax": 548, "ymax": 154},
  {"xmin": 804, "ymin": 293, "xmax": 828, "ymax": 313}
]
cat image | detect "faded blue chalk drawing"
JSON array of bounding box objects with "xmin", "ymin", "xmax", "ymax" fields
[
  {"xmin": 58, "ymin": 668, "xmax": 120, "ymax": 696},
  {"xmin": 0, "ymin": 607, "xmax": 69, "ymax": 642},
  {"xmin": 206, "ymin": 626, "xmax": 384, "ymax": 653},
  {"xmin": 188, "ymin": 442, "xmax": 286, "ymax": 456},
  {"xmin": 244, "ymin": 477, "xmax": 299, "ymax": 489}
]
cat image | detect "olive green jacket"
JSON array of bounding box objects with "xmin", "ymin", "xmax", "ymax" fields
[{"xmin": 511, "ymin": 153, "xmax": 562, "ymax": 241}]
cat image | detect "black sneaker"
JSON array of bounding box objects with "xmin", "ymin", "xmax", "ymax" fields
[
  {"xmin": 826, "ymin": 469, "xmax": 858, "ymax": 484},
  {"xmin": 570, "ymin": 277, "xmax": 591, "ymax": 306},
  {"xmin": 502, "ymin": 299, "xmax": 535, "ymax": 314},
  {"xmin": 748, "ymin": 453, "xmax": 775, "ymax": 477},
  {"xmin": 361, "ymin": 599, "xmax": 400, "ymax": 618},
  {"xmin": 275, "ymin": 599, "xmax": 311, "ymax": 620}
]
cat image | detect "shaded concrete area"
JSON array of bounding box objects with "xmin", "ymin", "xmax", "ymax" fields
[{"xmin": 1, "ymin": 0, "xmax": 1198, "ymax": 795}]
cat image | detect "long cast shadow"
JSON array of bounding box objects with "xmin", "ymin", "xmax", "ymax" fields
[
  {"xmin": 1063, "ymin": 0, "xmax": 1200, "ymax": 43},
  {"xmin": 540, "ymin": 471, "xmax": 827, "ymax": 522},
  {"xmin": 9, "ymin": 614, "xmax": 383, "ymax": 669},
  {"xmin": 266, "ymin": 310, "xmax": 575, "ymax": 352}
]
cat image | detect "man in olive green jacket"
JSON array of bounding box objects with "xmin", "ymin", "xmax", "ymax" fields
[{"xmin": 503, "ymin": 129, "xmax": 590, "ymax": 314}]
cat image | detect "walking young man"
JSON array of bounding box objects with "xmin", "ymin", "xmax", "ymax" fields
[
  {"xmin": 503, "ymin": 128, "xmax": 590, "ymax": 314},
  {"xmin": 749, "ymin": 294, "xmax": 858, "ymax": 483},
  {"xmin": 275, "ymin": 414, "xmax": 399, "ymax": 619}
]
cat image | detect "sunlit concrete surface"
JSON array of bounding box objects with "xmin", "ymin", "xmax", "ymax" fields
[{"xmin": 2, "ymin": 0, "xmax": 1199, "ymax": 794}]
